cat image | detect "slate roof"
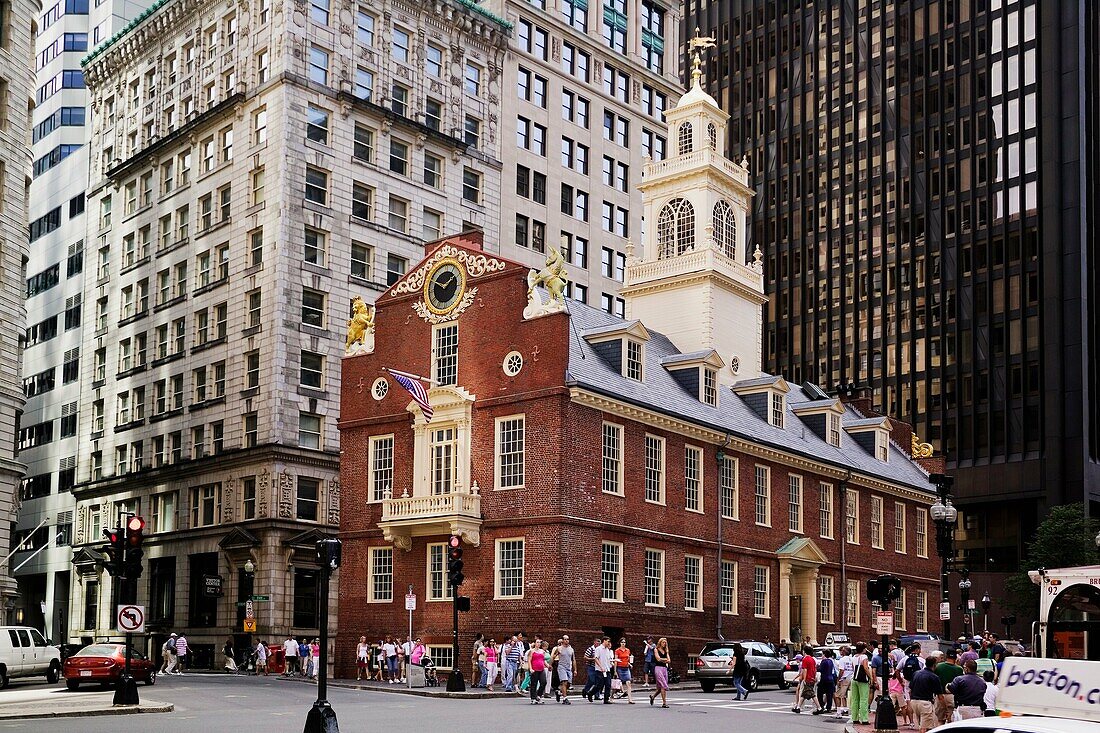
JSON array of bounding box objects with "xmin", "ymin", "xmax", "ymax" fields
[
  {"xmin": 659, "ymin": 349, "xmax": 718, "ymax": 366},
  {"xmin": 563, "ymin": 301, "xmax": 933, "ymax": 493},
  {"xmin": 581, "ymin": 320, "xmax": 645, "ymax": 339}
]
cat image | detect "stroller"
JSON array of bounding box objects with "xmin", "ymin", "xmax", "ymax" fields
[{"xmin": 423, "ymin": 657, "xmax": 439, "ymax": 687}]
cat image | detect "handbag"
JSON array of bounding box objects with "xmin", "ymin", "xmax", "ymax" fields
[{"xmin": 802, "ymin": 684, "xmax": 816, "ymax": 699}]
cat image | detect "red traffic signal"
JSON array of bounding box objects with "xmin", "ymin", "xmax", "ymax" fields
[
  {"xmin": 448, "ymin": 534, "xmax": 461, "ymax": 549},
  {"xmin": 126, "ymin": 515, "xmax": 145, "ymax": 545}
]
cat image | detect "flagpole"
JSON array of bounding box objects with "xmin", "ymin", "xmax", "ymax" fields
[{"xmin": 384, "ymin": 367, "xmax": 437, "ymax": 386}]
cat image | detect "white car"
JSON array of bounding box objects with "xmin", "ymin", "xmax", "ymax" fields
[
  {"xmin": 0, "ymin": 626, "xmax": 62, "ymax": 687},
  {"xmin": 932, "ymin": 717, "xmax": 1100, "ymax": 733}
]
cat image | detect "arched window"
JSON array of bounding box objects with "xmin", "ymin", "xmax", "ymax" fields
[
  {"xmin": 713, "ymin": 200, "xmax": 737, "ymax": 259},
  {"xmin": 678, "ymin": 122, "xmax": 693, "ymax": 155},
  {"xmin": 657, "ymin": 198, "xmax": 695, "ymax": 258},
  {"xmin": 707, "ymin": 123, "xmax": 717, "ymax": 150}
]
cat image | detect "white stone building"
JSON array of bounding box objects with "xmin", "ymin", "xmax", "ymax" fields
[
  {"xmin": 483, "ymin": 0, "xmax": 681, "ymax": 315},
  {"xmin": 72, "ymin": 0, "xmax": 507, "ymax": 661},
  {"xmin": 1, "ymin": 0, "xmax": 41, "ymax": 621}
]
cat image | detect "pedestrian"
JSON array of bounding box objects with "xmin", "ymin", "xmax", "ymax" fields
[
  {"xmin": 527, "ymin": 638, "xmax": 547, "ymax": 704},
  {"xmin": 555, "ymin": 635, "xmax": 576, "ymax": 704},
  {"xmin": 728, "ymin": 642, "xmax": 750, "ymax": 701},
  {"xmin": 934, "ymin": 649, "xmax": 964, "ymax": 723},
  {"xmin": 174, "ymin": 633, "xmax": 190, "ymax": 675},
  {"xmin": 835, "ymin": 645, "xmax": 853, "ymax": 715},
  {"xmin": 591, "ymin": 636, "xmax": 614, "ymax": 704},
  {"xmin": 484, "ymin": 639, "xmax": 498, "ymax": 691},
  {"xmin": 284, "ymin": 634, "xmax": 300, "ymax": 676},
  {"xmin": 614, "ymin": 638, "xmax": 635, "ymax": 703},
  {"xmin": 310, "ymin": 638, "xmax": 321, "ymax": 679},
  {"xmin": 642, "ymin": 636, "xmax": 656, "ymax": 689},
  {"xmin": 470, "ymin": 633, "xmax": 484, "ymax": 688},
  {"xmin": 909, "ymin": 657, "xmax": 944, "ymax": 733},
  {"xmin": 813, "ymin": 648, "xmax": 837, "ymax": 715},
  {"xmin": 581, "ymin": 636, "xmax": 600, "ymax": 701},
  {"xmin": 648, "ymin": 637, "xmax": 670, "ymax": 708},
  {"xmin": 848, "ymin": 641, "xmax": 873, "ymax": 725},
  {"xmin": 252, "ymin": 639, "xmax": 267, "ymax": 675},
  {"xmin": 889, "ymin": 667, "xmax": 911, "ymax": 727},
  {"xmin": 411, "ymin": 637, "xmax": 426, "ymax": 666},
  {"xmin": 383, "ymin": 636, "xmax": 397, "ymax": 683},
  {"xmin": 223, "ymin": 638, "xmax": 239, "ymax": 673},
  {"xmin": 374, "ymin": 641, "xmax": 385, "ymax": 681},
  {"xmin": 792, "ymin": 644, "xmax": 818, "ymax": 713},
  {"xmin": 161, "ymin": 633, "xmax": 178, "ymax": 674},
  {"xmin": 356, "ymin": 636, "xmax": 370, "ymax": 681},
  {"xmin": 982, "ymin": 671, "xmax": 998, "ymax": 716},
  {"xmin": 502, "ymin": 635, "xmax": 521, "ymax": 692},
  {"xmin": 401, "ymin": 636, "xmax": 413, "ymax": 682},
  {"xmin": 947, "ymin": 660, "xmax": 987, "ymax": 720},
  {"xmin": 959, "ymin": 642, "xmax": 979, "ymax": 667},
  {"xmin": 300, "ymin": 638, "xmax": 311, "ymax": 677}
]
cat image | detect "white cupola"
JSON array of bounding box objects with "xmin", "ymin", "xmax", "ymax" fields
[{"xmin": 621, "ymin": 34, "xmax": 766, "ymax": 384}]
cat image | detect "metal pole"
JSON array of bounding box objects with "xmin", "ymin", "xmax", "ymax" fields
[
  {"xmin": 407, "ymin": 583, "xmax": 413, "ymax": 689},
  {"xmin": 304, "ymin": 550, "xmax": 339, "ymax": 733},
  {"xmin": 940, "ymin": 532, "xmax": 951, "ymax": 640}
]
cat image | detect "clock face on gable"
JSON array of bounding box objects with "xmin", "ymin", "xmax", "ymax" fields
[{"xmin": 423, "ymin": 260, "xmax": 466, "ymax": 315}]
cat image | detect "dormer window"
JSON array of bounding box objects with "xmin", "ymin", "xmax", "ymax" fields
[
  {"xmin": 876, "ymin": 431, "xmax": 889, "ymax": 462},
  {"xmin": 829, "ymin": 413, "xmax": 842, "ymax": 447},
  {"xmin": 702, "ymin": 368, "xmax": 717, "ymax": 406},
  {"xmin": 678, "ymin": 121, "xmax": 692, "ymax": 154},
  {"xmin": 770, "ymin": 391, "xmax": 785, "ymax": 428},
  {"xmin": 625, "ymin": 339, "xmax": 644, "ymax": 381}
]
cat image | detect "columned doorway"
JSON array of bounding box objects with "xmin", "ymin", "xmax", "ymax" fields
[{"xmin": 777, "ymin": 537, "xmax": 829, "ymax": 645}]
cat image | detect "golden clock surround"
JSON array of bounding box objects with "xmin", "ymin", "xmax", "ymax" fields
[{"xmin": 422, "ymin": 258, "xmax": 468, "ymax": 316}]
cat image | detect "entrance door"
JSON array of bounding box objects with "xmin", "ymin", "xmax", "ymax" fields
[{"xmin": 789, "ymin": 596, "xmax": 803, "ymax": 643}]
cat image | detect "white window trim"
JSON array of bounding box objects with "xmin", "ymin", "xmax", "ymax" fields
[
  {"xmin": 600, "ymin": 540, "xmax": 624, "ymax": 603},
  {"xmin": 894, "ymin": 501, "xmax": 907, "ymax": 554},
  {"xmin": 494, "ymin": 537, "xmax": 525, "ymax": 600},
  {"xmin": 644, "ymin": 547, "xmax": 665, "ymax": 608},
  {"xmin": 916, "ymin": 508, "xmax": 929, "ymax": 558},
  {"xmin": 367, "ymin": 546, "xmax": 393, "ymax": 603},
  {"xmin": 601, "ymin": 421, "xmax": 625, "ymax": 496},
  {"xmin": 895, "ymin": 588, "xmax": 907, "ymax": 630},
  {"xmin": 720, "ymin": 559, "xmax": 738, "ymax": 615},
  {"xmin": 754, "ymin": 465, "xmax": 771, "ymax": 527},
  {"xmin": 684, "ymin": 554, "xmax": 703, "ymax": 612},
  {"xmin": 871, "ymin": 495, "xmax": 885, "ymax": 549},
  {"xmin": 788, "ymin": 473, "xmax": 803, "ymax": 534},
  {"xmin": 643, "ymin": 433, "xmax": 666, "ymax": 506},
  {"xmin": 684, "ymin": 444, "xmax": 704, "ymax": 514},
  {"xmin": 915, "ymin": 590, "xmax": 928, "ymax": 633},
  {"xmin": 846, "ymin": 490, "xmax": 860, "ymax": 545},
  {"xmin": 820, "ymin": 482, "xmax": 834, "ymax": 540},
  {"xmin": 622, "ymin": 338, "xmax": 644, "ymax": 381},
  {"xmin": 720, "ymin": 456, "xmax": 739, "ymax": 521},
  {"xmin": 493, "ymin": 414, "xmax": 526, "ymax": 491},
  {"xmin": 426, "ymin": 542, "xmax": 450, "ymax": 602},
  {"xmin": 846, "ymin": 579, "xmax": 861, "ymax": 627},
  {"xmin": 753, "ymin": 565, "xmax": 771, "ymax": 618},
  {"xmin": 819, "ymin": 575, "xmax": 835, "ymax": 625},
  {"xmin": 367, "ymin": 433, "xmax": 394, "ymax": 503},
  {"xmin": 426, "ymin": 644, "xmax": 454, "ymax": 671}
]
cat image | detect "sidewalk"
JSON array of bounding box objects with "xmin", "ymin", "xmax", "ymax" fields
[
  {"xmin": 279, "ymin": 675, "xmax": 699, "ymax": 699},
  {"xmin": 0, "ymin": 687, "xmax": 172, "ymax": 720}
]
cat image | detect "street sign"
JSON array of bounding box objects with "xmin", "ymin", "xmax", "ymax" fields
[
  {"xmin": 875, "ymin": 610, "xmax": 895, "ymax": 635},
  {"xmin": 405, "ymin": 593, "xmax": 417, "ymax": 611},
  {"xmin": 940, "ymin": 602, "xmax": 951, "ymax": 621},
  {"xmin": 245, "ymin": 600, "xmax": 255, "ymax": 620},
  {"xmin": 116, "ymin": 604, "xmax": 145, "ymax": 633},
  {"xmin": 203, "ymin": 574, "xmax": 223, "ymax": 597},
  {"xmin": 250, "ymin": 595, "xmax": 270, "ymax": 601},
  {"xmin": 243, "ymin": 618, "xmax": 256, "ymax": 633},
  {"xmin": 968, "ymin": 599, "xmax": 976, "ymax": 610}
]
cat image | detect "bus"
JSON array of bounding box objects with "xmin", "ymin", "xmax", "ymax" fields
[{"xmin": 1028, "ymin": 565, "xmax": 1100, "ymax": 659}]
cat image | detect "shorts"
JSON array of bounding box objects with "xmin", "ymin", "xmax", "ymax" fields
[
  {"xmin": 836, "ymin": 679, "xmax": 851, "ymax": 699},
  {"xmin": 890, "ymin": 692, "xmax": 906, "ymax": 710},
  {"xmin": 557, "ymin": 666, "xmax": 573, "ymax": 683},
  {"xmin": 616, "ymin": 667, "xmax": 631, "ymax": 682},
  {"xmin": 644, "ymin": 661, "xmax": 655, "ymax": 675},
  {"xmin": 911, "ymin": 699, "xmax": 937, "ymax": 730},
  {"xmin": 357, "ymin": 658, "xmax": 367, "ymax": 669}
]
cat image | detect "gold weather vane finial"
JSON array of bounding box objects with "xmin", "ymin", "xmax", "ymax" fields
[{"xmin": 689, "ymin": 26, "xmax": 717, "ymax": 88}]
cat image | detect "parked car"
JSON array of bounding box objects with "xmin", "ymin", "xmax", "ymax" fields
[
  {"xmin": 0, "ymin": 626, "xmax": 62, "ymax": 687},
  {"xmin": 694, "ymin": 640, "xmax": 789, "ymax": 692},
  {"xmin": 62, "ymin": 643, "xmax": 156, "ymax": 690}
]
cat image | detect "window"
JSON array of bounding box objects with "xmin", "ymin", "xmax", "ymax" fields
[
  {"xmin": 829, "ymin": 414, "xmax": 842, "ymax": 447},
  {"xmin": 297, "ymin": 476, "xmax": 320, "ymax": 521},
  {"xmin": 657, "ymin": 198, "xmax": 694, "ymax": 257},
  {"xmin": 602, "ymin": 111, "xmax": 629, "ymax": 146},
  {"xmin": 563, "ymin": 0, "xmax": 587, "ymax": 30},
  {"xmin": 770, "ymin": 392, "xmax": 785, "ymax": 427},
  {"xmin": 391, "ymin": 25, "xmax": 410, "ymax": 62},
  {"xmin": 894, "ymin": 502, "xmax": 906, "ymax": 553},
  {"xmin": 300, "ymin": 351, "xmax": 324, "ymax": 390},
  {"xmin": 754, "ymin": 465, "xmax": 771, "ymax": 526},
  {"xmin": 353, "ymin": 124, "xmax": 374, "ymax": 162},
  {"xmin": 299, "ymin": 412, "xmax": 322, "ymax": 449},
  {"xmin": 304, "ymin": 166, "xmax": 328, "ymax": 205},
  {"xmin": 895, "ymin": 589, "xmax": 906, "ymax": 630},
  {"xmin": 306, "ymin": 105, "xmax": 329, "ymax": 144},
  {"xmin": 390, "ymin": 83, "xmax": 408, "ymax": 116},
  {"xmin": 644, "ymin": 549, "xmax": 664, "ymax": 606},
  {"xmin": 678, "ymin": 121, "xmax": 693, "ymax": 155},
  {"xmin": 388, "ymin": 139, "xmax": 409, "ymax": 176},
  {"xmin": 719, "ymin": 456, "xmax": 738, "ymax": 520},
  {"xmin": 846, "ymin": 490, "xmax": 860, "ymax": 544},
  {"xmin": 871, "ymin": 496, "xmax": 884, "ymax": 549},
  {"xmin": 462, "ymin": 168, "xmax": 481, "ymax": 203},
  {"xmin": 369, "ymin": 435, "xmax": 394, "ymax": 501},
  {"xmin": 625, "ymin": 339, "xmax": 643, "ymax": 380},
  {"xmin": 432, "ymin": 323, "xmax": 458, "ymax": 386},
  {"xmin": 719, "ymin": 560, "xmax": 737, "ymax": 614},
  {"xmin": 151, "ymin": 492, "xmax": 176, "ymax": 533},
  {"xmin": 820, "ymin": 483, "xmax": 834, "ymax": 538},
  {"xmin": 495, "ymin": 539, "xmax": 524, "ymax": 599},
  {"xmin": 310, "ymin": 0, "xmax": 328, "ymax": 24},
  {"xmin": 190, "ymin": 483, "xmax": 221, "ymax": 527},
  {"xmin": 684, "ymin": 555, "xmax": 702, "ymax": 611},
  {"xmin": 426, "ymin": 543, "xmax": 452, "ymax": 601},
  {"xmin": 876, "ymin": 430, "xmax": 889, "ymax": 462},
  {"xmin": 916, "ymin": 509, "xmax": 928, "ymax": 558},
  {"xmin": 351, "ymin": 242, "xmax": 372, "ymax": 280},
  {"xmin": 369, "ymin": 547, "xmax": 393, "ymax": 602},
  {"xmin": 304, "ymin": 228, "xmax": 326, "ymax": 266},
  {"xmin": 644, "ymin": 434, "xmax": 664, "ymax": 504},
  {"xmin": 846, "ymin": 579, "xmax": 860, "ymax": 626},
  {"xmin": 352, "ymin": 182, "xmax": 374, "ymax": 221},
  {"xmin": 251, "ymin": 168, "xmax": 265, "ymax": 205},
  {"xmin": 464, "ymin": 116, "xmax": 481, "ymax": 148},
  {"xmin": 789, "ymin": 475, "xmax": 803, "ymax": 533},
  {"xmin": 309, "ymin": 46, "xmax": 329, "ymax": 84},
  {"xmin": 820, "ymin": 576, "xmax": 835, "ymax": 624},
  {"xmin": 684, "ymin": 445, "xmax": 702, "ymax": 513},
  {"xmin": 386, "ymin": 255, "xmax": 406, "ymax": 286},
  {"xmin": 703, "ymin": 368, "xmax": 718, "ymax": 406},
  {"xmin": 753, "ymin": 565, "xmax": 770, "ymax": 617},
  {"xmin": 602, "ymin": 422, "xmax": 623, "ymax": 495},
  {"xmin": 356, "ymin": 9, "xmax": 375, "ymax": 45},
  {"xmin": 243, "ymin": 413, "xmax": 258, "ymax": 447},
  {"xmin": 561, "ymin": 41, "xmax": 589, "ymax": 81},
  {"xmin": 354, "ymin": 67, "xmax": 373, "ymax": 100},
  {"xmin": 915, "ymin": 590, "xmax": 928, "ymax": 632},
  {"xmin": 422, "ymin": 208, "xmax": 442, "ymax": 241},
  {"xmin": 426, "ymin": 43, "xmax": 443, "ymax": 77},
  {"xmin": 602, "ymin": 0, "xmax": 627, "ymax": 51},
  {"xmin": 603, "ymin": 64, "xmax": 629, "ymax": 101},
  {"xmin": 292, "ymin": 568, "xmax": 319, "ymax": 627},
  {"xmin": 464, "ymin": 62, "xmax": 481, "ymax": 94},
  {"xmin": 516, "ymin": 19, "xmax": 548, "ymax": 60},
  {"xmin": 302, "ymin": 288, "xmax": 325, "ymax": 328},
  {"xmin": 600, "ymin": 542, "xmax": 622, "ymax": 601},
  {"xmin": 423, "ymin": 153, "xmax": 443, "ymax": 189},
  {"xmin": 495, "ymin": 415, "xmax": 525, "ymax": 490},
  {"xmin": 429, "ymin": 426, "xmax": 457, "ymax": 495},
  {"xmin": 247, "ymin": 289, "xmax": 261, "ymax": 328}
]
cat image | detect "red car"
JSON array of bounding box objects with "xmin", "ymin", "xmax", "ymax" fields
[{"xmin": 62, "ymin": 643, "xmax": 157, "ymax": 690}]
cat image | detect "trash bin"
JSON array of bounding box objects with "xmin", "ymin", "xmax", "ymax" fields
[
  {"xmin": 408, "ymin": 664, "xmax": 425, "ymax": 688},
  {"xmin": 267, "ymin": 645, "xmax": 286, "ymax": 675}
]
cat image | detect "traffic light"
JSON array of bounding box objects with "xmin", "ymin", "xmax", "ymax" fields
[
  {"xmin": 103, "ymin": 528, "xmax": 125, "ymax": 576},
  {"xmin": 867, "ymin": 575, "xmax": 902, "ymax": 605},
  {"xmin": 456, "ymin": 596, "xmax": 471, "ymax": 612},
  {"xmin": 447, "ymin": 535, "xmax": 464, "ymax": 588},
  {"xmin": 317, "ymin": 538, "xmax": 342, "ymax": 570},
  {"xmin": 124, "ymin": 516, "xmax": 146, "ymax": 580}
]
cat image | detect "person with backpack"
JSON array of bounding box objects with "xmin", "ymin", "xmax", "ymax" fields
[
  {"xmin": 848, "ymin": 641, "xmax": 874, "ymax": 725},
  {"xmin": 161, "ymin": 633, "xmax": 178, "ymax": 674},
  {"xmin": 814, "ymin": 648, "xmax": 838, "ymax": 715}
]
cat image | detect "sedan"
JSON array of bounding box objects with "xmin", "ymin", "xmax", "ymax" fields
[
  {"xmin": 62, "ymin": 643, "xmax": 157, "ymax": 690},
  {"xmin": 694, "ymin": 640, "xmax": 789, "ymax": 693}
]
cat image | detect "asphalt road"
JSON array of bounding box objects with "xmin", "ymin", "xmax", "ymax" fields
[{"xmin": 0, "ymin": 674, "xmax": 849, "ymax": 733}]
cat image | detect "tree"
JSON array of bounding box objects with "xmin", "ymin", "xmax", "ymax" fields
[{"xmin": 1003, "ymin": 503, "xmax": 1100, "ymax": 616}]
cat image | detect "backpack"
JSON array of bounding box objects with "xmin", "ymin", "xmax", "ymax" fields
[{"xmin": 902, "ymin": 654, "xmax": 921, "ymax": 682}]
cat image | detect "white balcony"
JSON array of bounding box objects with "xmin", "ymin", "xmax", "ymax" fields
[{"xmin": 378, "ymin": 482, "xmax": 482, "ymax": 551}]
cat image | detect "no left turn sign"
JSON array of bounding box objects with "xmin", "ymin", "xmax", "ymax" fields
[{"xmin": 117, "ymin": 604, "xmax": 146, "ymax": 633}]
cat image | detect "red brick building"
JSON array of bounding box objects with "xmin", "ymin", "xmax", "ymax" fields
[{"xmin": 336, "ymin": 78, "xmax": 940, "ymax": 677}]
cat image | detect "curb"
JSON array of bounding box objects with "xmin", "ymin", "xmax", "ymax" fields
[{"xmin": 0, "ymin": 703, "xmax": 174, "ymax": 720}]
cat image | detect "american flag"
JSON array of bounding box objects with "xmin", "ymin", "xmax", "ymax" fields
[{"xmin": 388, "ymin": 369, "xmax": 434, "ymax": 422}]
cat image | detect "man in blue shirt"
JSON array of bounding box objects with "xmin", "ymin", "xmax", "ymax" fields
[{"xmin": 909, "ymin": 658, "xmax": 944, "ymax": 733}]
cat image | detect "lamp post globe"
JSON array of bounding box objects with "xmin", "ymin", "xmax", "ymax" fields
[
  {"xmin": 930, "ymin": 500, "xmax": 947, "ymax": 522},
  {"xmin": 943, "ymin": 501, "xmax": 958, "ymax": 524}
]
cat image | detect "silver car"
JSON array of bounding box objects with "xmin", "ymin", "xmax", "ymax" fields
[{"xmin": 694, "ymin": 640, "xmax": 790, "ymax": 692}]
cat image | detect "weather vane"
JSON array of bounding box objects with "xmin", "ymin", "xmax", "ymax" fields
[{"xmin": 689, "ymin": 26, "xmax": 717, "ymax": 87}]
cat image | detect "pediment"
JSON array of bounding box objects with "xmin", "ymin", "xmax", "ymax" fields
[
  {"xmin": 283, "ymin": 527, "xmax": 335, "ymax": 549},
  {"xmin": 776, "ymin": 536, "xmax": 829, "ymax": 565},
  {"xmin": 218, "ymin": 526, "xmax": 260, "ymax": 550}
]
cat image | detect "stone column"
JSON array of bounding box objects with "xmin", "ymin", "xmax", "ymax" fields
[{"xmin": 779, "ymin": 561, "xmax": 792, "ymax": 642}]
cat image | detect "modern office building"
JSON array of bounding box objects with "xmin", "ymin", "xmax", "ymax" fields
[
  {"xmin": 15, "ymin": 0, "xmax": 159, "ymax": 643},
  {"xmin": 482, "ymin": 0, "xmax": 682, "ymax": 315},
  {"xmin": 681, "ymin": 1, "xmax": 1100, "ymax": 590},
  {"xmin": 71, "ymin": 0, "xmax": 507, "ymax": 663},
  {"xmin": 1, "ymin": 0, "xmax": 42, "ymax": 621}
]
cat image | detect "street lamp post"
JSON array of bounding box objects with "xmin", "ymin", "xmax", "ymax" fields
[
  {"xmin": 981, "ymin": 592, "xmax": 991, "ymax": 634},
  {"xmin": 928, "ymin": 474, "xmax": 957, "ymax": 640},
  {"xmin": 959, "ymin": 571, "xmax": 973, "ymax": 637},
  {"xmin": 244, "ymin": 559, "xmax": 255, "ymax": 674}
]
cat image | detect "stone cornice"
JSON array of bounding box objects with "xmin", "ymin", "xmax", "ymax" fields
[{"xmin": 568, "ymin": 387, "xmax": 934, "ymax": 505}]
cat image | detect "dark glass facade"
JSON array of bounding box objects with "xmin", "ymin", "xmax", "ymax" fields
[{"xmin": 681, "ymin": 0, "xmax": 1100, "ymax": 572}]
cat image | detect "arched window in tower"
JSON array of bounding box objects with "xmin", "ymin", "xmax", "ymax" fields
[
  {"xmin": 657, "ymin": 198, "xmax": 696, "ymax": 259},
  {"xmin": 678, "ymin": 122, "xmax": 693, "ymax": 155},
  {"xmin": 713, "ymin": 200, "xmax": 737, "ymax": 259},
  {"xmin": 708, "ymin": 123, "xmax": 717, "ymax": 150}
]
